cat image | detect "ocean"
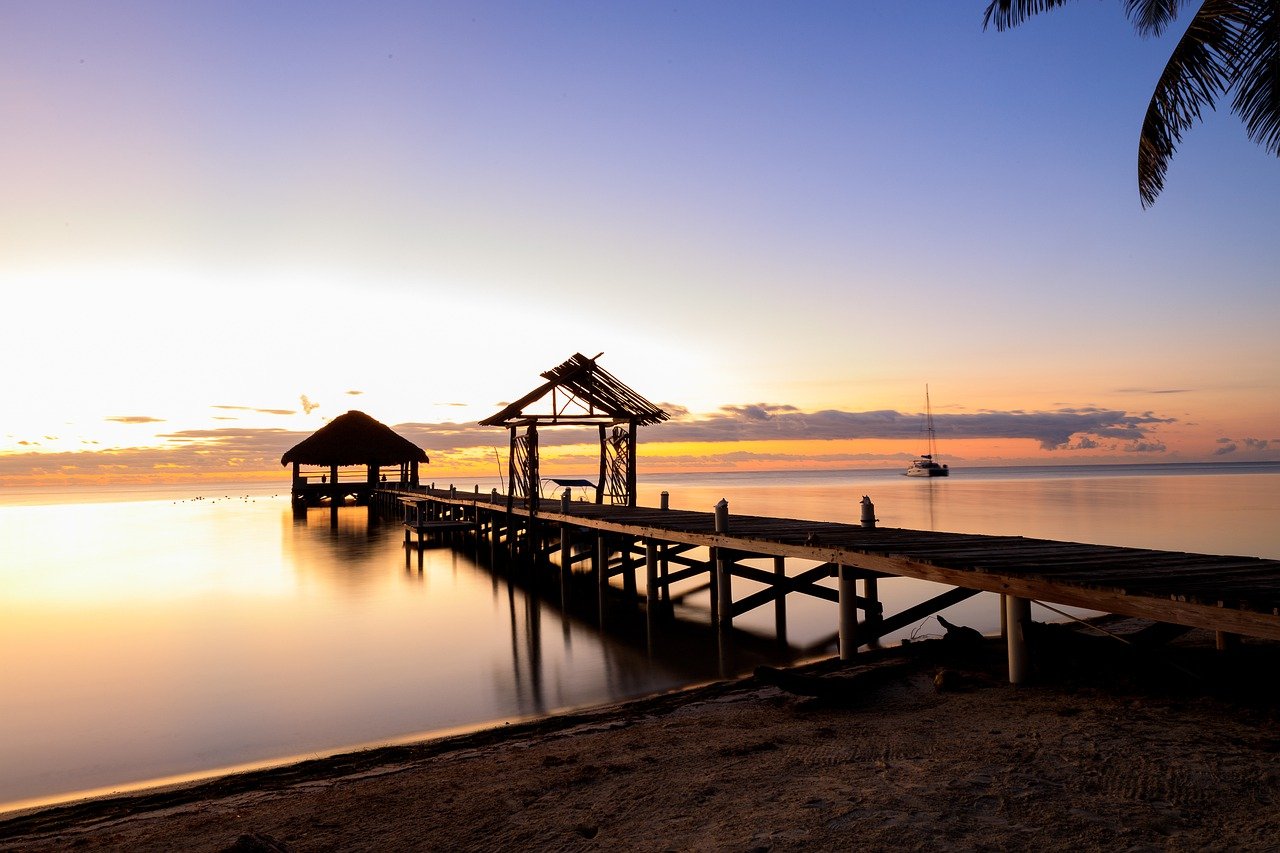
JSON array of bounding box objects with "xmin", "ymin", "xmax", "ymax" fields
[{"xmin": 2, "ymin": 462, "xmax": 1277, "ymax": 812}]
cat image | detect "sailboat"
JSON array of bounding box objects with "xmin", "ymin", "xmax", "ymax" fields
[{"xmin": 905, "ymin": 385, "xmax": 949, "ymax": 477}]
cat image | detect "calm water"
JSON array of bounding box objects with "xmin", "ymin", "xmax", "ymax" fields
[{"xmin": 2, "ymin": 463, "xmax": 1278, "ymax": 811}]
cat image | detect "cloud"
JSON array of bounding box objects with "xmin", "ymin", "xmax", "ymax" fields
[
  {"xmin": 345, "ymin": 390, "xmax": 363, "ymax": 396},
  {"xmin": 106, "ymin": 416, "xmax": 165, "ymax": 424},
  {"xmin": 645, "ymin": 404, "xmax": 1174, "ymax": 451},
  {"xmin": 300, "ymin": 395, "xmax": 320, "ymax": 414},
  {"xmin": 1215, "ymin": 436, "xmax": 1273, "ymax": 456},
  {"xmin": 212, "ymin": 405, "xmax": 296, "ymax": 416},
  {"xmin": 1116, "ymin": 388, "xmax": 1192, "ymax": 395}
]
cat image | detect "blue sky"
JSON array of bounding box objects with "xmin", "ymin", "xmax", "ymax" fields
[{"xmin": 2, "ymin": 1, "xmax": 1277, "ymax": 481}]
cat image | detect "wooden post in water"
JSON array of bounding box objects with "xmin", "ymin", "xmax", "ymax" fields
[
  {"xmin": 622, "ymin": 538, "xmax": 638, "ymax": 599},
  {"xmin": 838, "ymin": 565, "xmax": 858, "ymax": 661},
  {"xmin": 1006, "ymin": 596, "xmax": 1032, "ymax": 684},
  {"xmin": 560, "ymin": 525, "xmax": 572, "ymax": 607},
  {"xmin": 597, "ymin": 533, "xmax": 609, "ymax": 626}
]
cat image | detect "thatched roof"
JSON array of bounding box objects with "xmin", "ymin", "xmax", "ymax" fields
[{"xmin": 280, "ymin": 410, "xmax": 428, "ymax": 467}]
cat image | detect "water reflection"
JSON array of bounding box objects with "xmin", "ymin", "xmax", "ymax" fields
[
  {"xmin": 0, "ymin": 498, "xmax": 692, "ymax": 813},
  {"xmin": 4, "ymin": 467, "xmax": 1277, "ymax": 813}
]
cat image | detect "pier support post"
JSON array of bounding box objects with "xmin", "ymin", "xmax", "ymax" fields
[
  {"xmin": 660, "ymin": 492, "xmax": 671, "ymax": 604},
  {"xmin": 560, "ymin": 526, "xmax": 572, "ymax": 607},
  {"xmin": 1006, "ymin": 595, "xmax": 1033, "ymax": 684},
  {"xmin": 715, "ymin": 500, "xmax": 732, "ymax": 633},
  {"xmin": 863, "ymin": 576, "xmax": 882, "ymax": 648},
  {"xmin": 645, "ymin": 540, "xmax": 659, "ymax": 653},
  {"xmin": 597, "ymin": 534, "xmax": 609, "ymax": 626},
  {"xmin": 838, "ymin": 565, "xmax": 858, "ymax": 661},
  {"xmin": 774, "ymin": 556, "xmax": 788, "ymax": 646}
]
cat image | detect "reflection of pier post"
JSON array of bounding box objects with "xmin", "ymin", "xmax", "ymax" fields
[{"xmin": 525, "ymin": 578, "xmax": 544, "ymax": 713}]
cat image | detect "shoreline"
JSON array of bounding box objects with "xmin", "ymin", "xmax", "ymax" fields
[{"xmin": 4, "ymin": 633, "xmax": 1279, "ymax": 851}]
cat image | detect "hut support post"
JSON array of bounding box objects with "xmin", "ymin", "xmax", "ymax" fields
[
  {"xmin": 1006, "ymin": 595, "xmax": 1032, "ymax": 684},
  {"xmin": 626, "ymin": 420, "xmax": 638, "ymax": 507},
  {"xmin": 596, "ymin": 425, "xmax": 607, "ymax": 504}
]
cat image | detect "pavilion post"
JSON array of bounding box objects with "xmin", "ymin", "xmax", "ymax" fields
[
  {"xmin": 626, "ymin": 420, "xmax": 638, "ymax": 507},
  {"xmin": 596, "ymin": 425, "xmax": 607, "ymax": 504}
]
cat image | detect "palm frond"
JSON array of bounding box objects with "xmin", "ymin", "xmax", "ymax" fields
[
  {"xmin": 1124, "ymin": 0, "xmax": 1189, "ymax": 36},
  {"xmin": 1229, "ymin": 0, "xmax": 1280, "ymax": 156},
  {"xmin": 1138, "ymin": 1, "xmax": 1241, "ymax": 205},
  {"xmin": 983, "ymin": 0, "xmax": 1080, "ymax": 32}
]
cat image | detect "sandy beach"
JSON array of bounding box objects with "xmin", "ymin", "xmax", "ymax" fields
[{"xmin": 2, "ymin": 626, "xmax": 1278, "ymax": 852}]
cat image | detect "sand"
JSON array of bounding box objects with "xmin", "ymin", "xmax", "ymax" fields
[{"xmin": 2, "ymin": 631, "xmax": 1278, "ymax": 852}]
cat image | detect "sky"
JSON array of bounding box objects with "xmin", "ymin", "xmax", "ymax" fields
[{"xmin": 2, "ymin": 1, "xmax": 1278, "ymax": 486}]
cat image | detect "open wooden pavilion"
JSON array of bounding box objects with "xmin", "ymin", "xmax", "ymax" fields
[
  {"xmin": 480, "ymin": 353, "xmax": 668, "ymax": 513},
  {"xmin": 281, "ymin": 410, "xmax": 428, "ymax": 506}
]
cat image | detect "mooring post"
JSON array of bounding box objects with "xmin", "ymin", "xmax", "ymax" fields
[
  {"xmin": 860, "ymin": 495, "xmax": 877, "ymax": 529},
  {"xmin": 561, "ymin": 488, "xmax": 571, "ymax": 514},
  {"xmin": 838, "ymin": 565, "xmax": 858, "ymax": 660},
  {"xmin": 715, "ymin": 499, "xmax": 732, "ymax": 633},
  {"xmin": 1006, "ymin": 595, "xmax": 1032, "ymax": 684}
]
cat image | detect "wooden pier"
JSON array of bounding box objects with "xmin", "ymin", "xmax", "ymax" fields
[{"xmin": 376, "ymin": 485, "xmax": 1280, "ymax": 682}]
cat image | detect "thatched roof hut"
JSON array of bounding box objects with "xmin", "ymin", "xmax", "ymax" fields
[
  {"xmin": 281, "ymin": 410, "xmax": 428, "ymax": 468},
  {"xmin": 282, "ymin": 411, "xmax": 427, "ymax": 501}
]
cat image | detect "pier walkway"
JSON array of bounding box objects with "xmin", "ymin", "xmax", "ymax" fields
[{"xmin": 377, "ymin": 486, "xmax": 1280, "ymax": 680}]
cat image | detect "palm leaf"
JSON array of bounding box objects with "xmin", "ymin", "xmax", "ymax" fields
[
  {"xmin": 1125, "ymin": 0, "xmax": 1190, "ymax": 36},
  {"xmin": 1229, "ymin": 0, "xmax": 1280, "ymax": 156},
  {"xmin": 983, "ymin": 0, "xmax": 1080, "ymax": 31},
  {"xmin": 1138, "ymin": 2, "xmax": 1242, "ymax": 205}
]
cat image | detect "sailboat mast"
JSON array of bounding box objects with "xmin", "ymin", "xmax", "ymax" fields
[{"xmin": 925, "ymin": 384, "xmax": 937, "ymax": 459}]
